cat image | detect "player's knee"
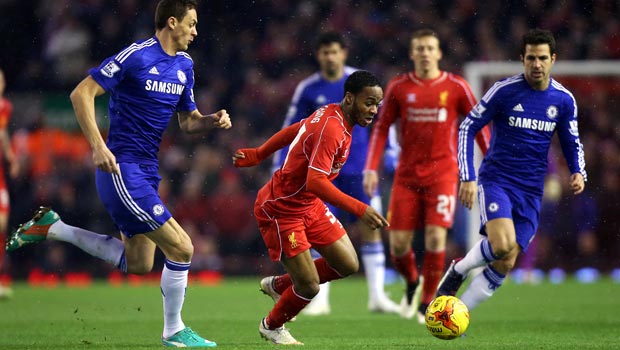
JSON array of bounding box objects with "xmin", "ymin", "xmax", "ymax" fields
[
  {"xmin": 161, "ymin": 240, "xmax": 194, "ymax": 263},
  {"xmin": 337, "ymin": 257, "xmax": 359, "ymax": 277},
  {"xmin": 294, "ymin": 280, "xmax": 321, "ymax": 299},
  {"xmin": 490, "ymin": 239, "xmax": 516, "ymax": 259}
]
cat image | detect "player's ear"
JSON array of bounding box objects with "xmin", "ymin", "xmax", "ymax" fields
[
  {"xmin": 167, "ymin": 16, "xmax": 177, "ymax": 30},
  {"xmin": 344, "ymin": 91, "xmax": 353, "ymax": 105}
]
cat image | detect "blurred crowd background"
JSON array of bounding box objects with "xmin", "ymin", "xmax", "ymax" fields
[{"xmin": 0, "ymin": 0, "xmax": 619, "ymax": 280}]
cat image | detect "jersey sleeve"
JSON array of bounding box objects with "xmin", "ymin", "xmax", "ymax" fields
[
  {"xmin": 365, "ymin": 78, "xmax": 399, "ymax": 172},
  {"xmin": 458, "ymin": 85, "xmax": 498, "ymax": 182},
  {"xmin": 455, "ymin": 75, "xmax": 491, "ymax": 155},
  {"xmin": 271, "ymin": 83, "xmax": 314, "ymax": 172},
  {"xmin": 89, "ymin": 45, "xmax": 138, "ymax": 92},
  {"xmin": 308, "ymin": 117, "xmax": 345, "ymax": 175},
  {"xmin": 556, "ymin": 94, "xmax": 587, "ymax": 181}
]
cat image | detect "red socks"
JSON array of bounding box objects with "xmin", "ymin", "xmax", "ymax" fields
[
  {"xmin": 266, "ymin": 286, "xmax": 311, "ymax": 328},
  {"xmin": 421, "ymin": 250, "xmax": 445, "ymax": 305},
  {"xmin": 391, "ymin": 249, "xmax": 419, "ymax": 284}
]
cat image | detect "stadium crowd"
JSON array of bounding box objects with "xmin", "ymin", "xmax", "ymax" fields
[{"xmin": 1, "ymin": 0, "xmax": 619, "ymax": 278}]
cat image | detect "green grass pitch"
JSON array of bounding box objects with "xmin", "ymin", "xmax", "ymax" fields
[{"xmin": 0, "ymin": 276, "xmax": 618, "ymax": 349}]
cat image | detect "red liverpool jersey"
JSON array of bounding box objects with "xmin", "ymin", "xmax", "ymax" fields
[
  {"xmin": 258, "ymin": 103, "xmax": 353, "ymax": 216},
  {"xmin": 365, "ymin": 71, "xmax": 489, "ymax": 184}
]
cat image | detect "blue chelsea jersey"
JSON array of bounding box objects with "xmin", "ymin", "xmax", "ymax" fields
[
  {"xmin": 458, "ymin": 74, "xmax": 587, "ymax": 196},
  {"xmin": 271, "ymin": 66, "xmax": 369, "ymax": 175},
  {"xmin": 89, "ymin": 36, "xmax": 196, "ymax": 166}
]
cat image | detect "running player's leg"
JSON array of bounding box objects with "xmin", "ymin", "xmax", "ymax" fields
[
  {"xmin": 386, "ymin": 181, "xmax": 420, "ymax": 317},
  {"xmin": 436, "ymin": 184, "xmax": 511, "ymax": 298},
  {"xmin": 459, "ymin": 190, "xmax": 539, "ymax": 310},
  {"xmin": 415, "ymin": 181, "xmax": 456, "ymax": 321},
  {"xmin": 342, "ymin": 174, "xmax": 397, "ymax": 313}
]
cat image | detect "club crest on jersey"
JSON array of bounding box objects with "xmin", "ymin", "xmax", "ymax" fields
[
  {"xmin": 177, "ymin": 70, "xmax": 187, "ymax": 84},
  {"xmin": 316, "ymin": 94, "xmax": 327, "ymax": 105},
  {"xmin": 439, "ymin": 91, "xmax": 449, "ymax": 107},
  {"xmin": 488, "ymin": 202, "xmax": 499, "ymax": 212},
  {"xmin": 546, "ymin": 105, "xmax": 558, "ymax": 119},
  {"xmin": 101, "ymin": 61, "xmax": 121, "ymax": 78},
  {"xmin": 470, "ymin": 103, "xmax": 485, "ymax": 118},
  {"xmin": 152, "ymin": 204, "xmax": 165, "ymax": 216}
]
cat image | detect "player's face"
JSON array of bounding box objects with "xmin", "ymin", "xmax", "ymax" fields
[
  {"xmin": 317, "ymin": 43, "xmax": 347, "ymax": 80},
  {"xmin": 410, "ymin": 36, "xmax": 442, "ymax": 75},
  {"xmin": 522, "ymin": 44, "xmax": 556, "ymax": 90},
  {"xmin": 172, "ymin": 8, "xmax": 198, "ymax": 51},
  {"xmin": 349, "ymin": 86, "xmax": 383, "ymax": 127}
]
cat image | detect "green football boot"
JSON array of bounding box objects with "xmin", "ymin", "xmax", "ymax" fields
[
  {"xmin": 6, "ymin": 207, "xmax": 59, "ymax": 252},
  {"xmin": 162, "ymin": 327, "xmax": 217, "ymax": 348}
]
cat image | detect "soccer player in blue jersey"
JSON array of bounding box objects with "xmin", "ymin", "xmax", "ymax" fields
[
  {"xmin": 436, "ymin": 29, "xmax": 586, "ymax": 311},
  {"xmin": 267, "ymin": 31, "xmax": 399, "ymax": 315},
  {"xmin": 6, "ymin": 1, "xmax": 230, "ymax": 347}
]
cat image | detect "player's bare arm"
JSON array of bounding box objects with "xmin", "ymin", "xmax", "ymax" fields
[
  {"xmin": 70, "ymin": 76, "xmax": 118, "ymax": 174},
  {"xmin": 458, "ymin": 181, "xmax": 477, "ymax": 210},
  {"xmin": 360, "ymin": 206, "xmax": 389, "ymax": 230},
  {"xmin": 362, "ymin": 170, "xmax": 379, "ymax": 198},
  {"xmin": 178, "ymin": 109, "xmax": 231, "ymax": 134},
  {"xmin": 569, "ymin": 173, "xmax": 585, "ymax": 195}
]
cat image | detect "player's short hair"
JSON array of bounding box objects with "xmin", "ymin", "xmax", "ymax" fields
[
  {"xmin": 155, "ymin": 0, "xmax": 198, "ymax": 30},
  {"xmin": 410, "ymin": 28, "xmax": 440, "ymax": 48},
  {"xmin": 315, "ymin": 31, "xmax": 347, "ymax": 51},
  {"xmin": 344, "ymin": 70, "xmax": 381, "ymax": 95},
  {"xmin": 522, "ymin": 29, "xmax": 556, "ymax": 56}
]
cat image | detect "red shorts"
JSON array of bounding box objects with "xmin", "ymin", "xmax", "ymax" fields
[
  {"xmin": 255, "ymin": 200, "xmax": 346, "ymax": 261},
  {"xmin": 387, "ymin": 180, "xmax": 457, "ymax": 230}
]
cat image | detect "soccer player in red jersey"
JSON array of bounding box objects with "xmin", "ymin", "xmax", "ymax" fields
[
  {"xmin": 363, "ymin": 29, "xmax": 491, "ymax": 323},
  {"xmin": 0, "ymin": 69, "xmax": 19, "ymax": 299},
  {"xmin": 233, "ymin": 70, "xmax": 388, "ymax": 345}
]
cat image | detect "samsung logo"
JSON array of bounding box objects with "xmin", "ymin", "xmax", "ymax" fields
[
  {"xmin": 145, "ymin": 80, "xmax": 185, "ymax": 95},
  {"xmin": 508, "ymin": 116, "xmax": 556, "ymax": 132}
]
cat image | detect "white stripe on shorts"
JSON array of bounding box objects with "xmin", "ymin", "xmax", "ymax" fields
[{"xmin": 111, "ymin": 167, "xmax": 159, "ymax": 231}]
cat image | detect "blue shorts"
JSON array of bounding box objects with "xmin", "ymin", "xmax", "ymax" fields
[
  {"xmin": 96, "ymin": 163, "xmax": 172, "ymax": 237},
  {"xmin": 327, "ymin": 173, "xmax": 371, "ymax": 224},
  {"xmin": 477, "ymin": 182, "xmax": 541, "ymax": 252}
]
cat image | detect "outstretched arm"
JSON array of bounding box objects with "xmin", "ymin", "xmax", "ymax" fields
[
  {"xmin": 307, "ymin": 169, "xmax": 389, "ymax": 229},
  {"xmin": 178, "ymin": 109, "xmax": 231, "ymax": 134},
  {"xmin": 233, "ymin": 122, "xmax": 301, "ymax": 167},
  {"xmin": 70, "ymin": 76, "xmax": 118, "ymax": 173}
]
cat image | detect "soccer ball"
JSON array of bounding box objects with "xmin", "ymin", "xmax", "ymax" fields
[{"xmin": 425, "ymin": 295, "xmax": 470, "ymax": 340}]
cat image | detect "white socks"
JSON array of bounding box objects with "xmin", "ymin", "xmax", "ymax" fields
[
  {"xmin": 454, "ymin": 238, "xmax": 497, "ymax": 276},
  {"xmin": 460, "ymin": 265, "xmax": 505, "ymax": 310},
  {"xmin": 48, "ymin": 220, "xmax": 125, "ymax": 269},
  {"xmin": 161, "ymin": 260, "xmax": 190, "ymax": 338},
  {"xmin": 361, "ymin": 241, "xmax": 386, "ymax": 302}
]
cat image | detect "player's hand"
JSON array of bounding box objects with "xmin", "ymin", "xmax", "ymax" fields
[
  {"xmin": 360, "ymin": 205, "xmax": 389, "ymax": 230},
  {"xmin": 458, "ymin": 181, "xmax": 477, "ymax": 210},
  {"xmin": 362, "ymin": 170, "xmax": 379, "ymax": 198},
  {"xmin": 92, "ymin": 145, "xmax": 119, "ymax": 173},
  {"xmin": 569, "ymin": 173, "xmax": 585, "ymax": 195},
  {"xmin": 211, "ymin": 109, "xmax": 231, "ymax": 129},
  {"xmin": 232, "ymin": 148, "xmax": 260, "ymax": 167},
  {"xmin": 8, "ymin": 156, "xmax": 19, "ymax": 179}
]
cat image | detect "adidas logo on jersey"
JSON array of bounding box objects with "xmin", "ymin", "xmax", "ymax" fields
[
  {"xmin": 149, "ymin": 66, "xmax": 159, "ymax": 75},
  {"xmin": 512, "ymin": 103, "xmax": 524, "ymax": 112}
]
